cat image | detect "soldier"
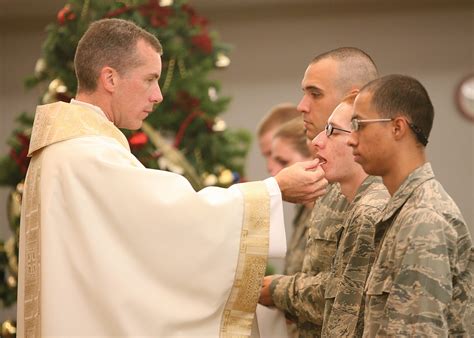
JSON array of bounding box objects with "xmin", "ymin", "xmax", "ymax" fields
[
  {"xmin": 257, "ymin": 103, "xmax": 301, "ymax": 175},
  {"xmin": 348, "ymin": 74, "xmax": 473, "ymax": 336},
  {"xmin": 259, "ymin": 47, "xmax": 378, "ymax": 337},
  {"xmin": 312, "ymin": 95, "xmax": 389, "ymax": 337}
]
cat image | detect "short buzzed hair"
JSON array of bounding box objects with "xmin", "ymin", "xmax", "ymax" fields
[
  {"xmin": 361, "ymin": 74, "xmax": 434, "ymax": 146},
  {"xmin": 74, "ymin": 18, "xmax": 163, "ymax": 93},
  {"xmin": 257, "ymin": 103, "xmax": 300, "ymax": 137},
  {"xmin": 312, "ymin": 47, "xmax": 378, "ymax": 95}
]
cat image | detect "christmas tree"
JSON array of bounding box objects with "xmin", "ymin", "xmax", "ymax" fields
[{"xmin": 0, "ymin": 0, "xmax": 252, "ymax": 324}]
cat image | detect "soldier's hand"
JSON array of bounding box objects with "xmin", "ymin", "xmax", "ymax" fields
[
  {"xmin": 275, "ymin": 158, "xmax": 327, "ymax": 204},
  {"xmin": 259, "ymin": 275, "xmax": 274, "ymax": 306}
]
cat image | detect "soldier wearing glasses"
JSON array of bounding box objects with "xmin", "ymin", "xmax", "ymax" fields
[
  {"xmin": 311, "ymin": 94, "xmax": 390, "ymax": 337},
  {"xmin": 348, "ymin": 74, "xmax": 473, "ymax": 337}
]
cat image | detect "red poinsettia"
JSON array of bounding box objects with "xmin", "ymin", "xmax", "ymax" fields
[
  {"xmin": 57, "ymin": 5, "xmax": 76, "ymax": 25},
  {"xmin": 139, "ymin": 0, "xmax": 173, "ymax": 27},
  {"xmin": 191, "ymin": 33, "xmax": 213, "ymax": 54}
]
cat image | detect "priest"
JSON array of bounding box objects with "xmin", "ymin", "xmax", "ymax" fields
[{"xmin": 17, "ymin": 18, "xmax": 327, "ymax": 337}]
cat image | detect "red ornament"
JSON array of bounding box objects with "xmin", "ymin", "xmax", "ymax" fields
[
  {"xmin": 191, "ymin": 33, "xmax": 213, "ymax": 54},
  {"xmin": 128, "ymin": 132, "xmax": 149, "ymax": 151},
  {"xmin": 57, "ymin": 5, "xmax": 76, "ymax": 25}
]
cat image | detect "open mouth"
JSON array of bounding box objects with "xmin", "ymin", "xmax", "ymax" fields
[{"xmin": 315, "ymin": 155, "xmax": 327, "ymax": 165}]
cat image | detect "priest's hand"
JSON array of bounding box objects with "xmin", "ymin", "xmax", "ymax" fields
[
  {"xmin": 275, "ymin": 158, "xmax": 327, "ymax": 204},
  {"xmin": 259, "ymin": 275, "xmax": 274, "ymax": 306}
]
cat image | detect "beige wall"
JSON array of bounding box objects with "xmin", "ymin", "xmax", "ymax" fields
[{"xmin": 0, "ymin": 0, "xmax": 473, "ymax": 319}]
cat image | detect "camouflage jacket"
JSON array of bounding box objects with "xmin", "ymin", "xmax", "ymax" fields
[
  {"xmin": 363, "ymin": 163, "xmax": 474, "ymax": 337},
  {"xmin": 321, "ymin": 176, "xmax": 389, "ymax": 337},
  {"xmin": 270, "ymin": 183, "xmax": 348, "ymax": 337},
  {"xmin": 284, "ymin": 205, "xmax": 312, "ymax": 275}
]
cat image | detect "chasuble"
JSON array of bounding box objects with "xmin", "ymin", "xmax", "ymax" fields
[{"xmin": 17, "ymin": 101, "xmax": 285, "ymax": 337}]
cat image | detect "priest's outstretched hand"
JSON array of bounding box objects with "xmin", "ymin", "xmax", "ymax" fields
[{"xmin": 274, "ymin": 158, "xmax": 327, "ymax": 204}]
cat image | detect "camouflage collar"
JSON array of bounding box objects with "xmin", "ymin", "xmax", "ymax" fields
[
  {"xmin": 381, "ymin": 162, "xmax": 434, "ymax": 222},
  {"xmin": 351, "ymin": 175, "xmax": 382, "ymax": 205}
]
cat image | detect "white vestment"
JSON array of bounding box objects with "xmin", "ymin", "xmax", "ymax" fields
[{"xmin": 17, "ymin": 101, "xmax": 286, "ymax": 337}]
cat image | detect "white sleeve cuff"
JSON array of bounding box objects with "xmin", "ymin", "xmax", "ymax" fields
[{"xmin": 264, "ymin": 177, "xmax": 287, "ymax": 258}]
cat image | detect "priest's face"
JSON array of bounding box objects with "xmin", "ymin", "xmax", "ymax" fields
[{"xmin": 112, "ymin": 39, "xmax": 163, "ymax": 130}]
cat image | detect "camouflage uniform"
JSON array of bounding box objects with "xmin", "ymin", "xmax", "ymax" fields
[
  {"xmin": 364, "ymin": 163, "xmax": 474, "ymax": 337},
  {"xmin": 270, "ymin": 183, "xmax": 348, "ymax": 337},
  {"xmin": 284, "ymin": 205, "xmax": 313, "ymax": 275},
  {"xmin": 321, "ymin": 176, "xmax": 389, "ymax": 337},
  {"xmin": 284, "ymin": 205, "xmax": 313, "ymax": 338}
]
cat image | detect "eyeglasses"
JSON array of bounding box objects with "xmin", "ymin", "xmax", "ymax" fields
[
  {"xmin": 350, "ymin": 118, "xmax": 393, "ymax": 131},
  {"xmin": 325, "ymin": 123, "xmax": 351, "ymax": 136}
]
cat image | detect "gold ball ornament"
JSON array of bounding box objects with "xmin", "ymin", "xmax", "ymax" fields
[
  {"xmin": 48, "ymin": 78, "xmax": 68, "ymax": 94},
  {"xmin": 208, "ymin": 87, "xmax": 218, "ymax": 102},
  {"xmin": 202, "ymin": 173, "xmax": 218, "ymax": 186},
  {"xmin": 6, "ymin": 274, "xmax": 17, "ymax": 288},
  {"xmin": 5, "ymin": 237, "xmax": 18, "ymax": 275},
  {"xmin": 1, "ymin": 320, "xmax": 16, "ymax": 337},
  {"xmin": 7, "ymin": 189, "xmax": 21, "ymax": 232},
  {"xmin": 215, "ymin": 53, "xmax": 231, "ymax": 68},
  {"xmin": 218, "ymin": 169, "xmax": 234, "ymax": 186},
  {"xmin": 212, "ymin": 118, "xmax": 227, "ymax": 132},
  {"xmin": 34, "ymin": 58, "xmax": 47, "ymax": 76},
  {"xmin": 159, "ymin": 0, "xmax": 173, "ymax": 6}
]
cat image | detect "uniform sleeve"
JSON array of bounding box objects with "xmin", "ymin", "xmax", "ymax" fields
[{"xmin": 269, "ymin": 271, "xmax": 330, "ymax": 325}]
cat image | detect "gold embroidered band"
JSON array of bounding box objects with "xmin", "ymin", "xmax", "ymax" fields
[{"xmin": 220, "ymin": 181, "xmax": 270, "ymax": 337}]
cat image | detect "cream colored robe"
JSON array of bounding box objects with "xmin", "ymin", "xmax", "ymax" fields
[{"xmin": 17, "ymin": 102, "xmax": 277, "ymax": 337}]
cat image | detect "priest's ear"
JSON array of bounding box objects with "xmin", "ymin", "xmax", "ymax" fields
[{"xmin": 99, "ymin": 66, "xmax": 119, "ymax": 93}]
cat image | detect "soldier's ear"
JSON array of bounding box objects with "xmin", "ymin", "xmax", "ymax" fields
[{"xmin": 392, "ymin": 116, "xmax": 410, "ymax": 142}]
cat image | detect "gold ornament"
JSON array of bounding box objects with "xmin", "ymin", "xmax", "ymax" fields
[
  {"xmin": 48, "ymin": 78, "xmax": 63, "ymax": 92},
  {"xmin": 202, "ymin": 173, "xmax": 217, "ymax": 186},
  {"xmin": 1, "ymin": 320, "xmax": 16, "ymax": 337},
  {"xmin": 16, "ymin": 182, "xmax": 24, "ymax": 194},
  {"xmin": 208, "ymin": 87, "xmax": 218, "ymax": 102},
  {"xmin": 7, "ymin": 190, "xmax": 21, "ymax": 230},
  {"xmin": 212, "ymin": 118, "xmax": 227, "ymax": 132},
  {"xmin": 218, "ymin": 169, "xmax": 233, "ymax": 186},
  {"xmin": 159, "ymin": 0, "xmax": 173, "ymax": 6},
  {"xmin": 34, "ymin": 58, "xmax": 47, "ymax": 76},
  {"xmin": 48, "ymin": 78, "xmax": 67, "ymax": 94},
  {"xmin": 215, "ymin": 52, "xmax": 230, "ymax": 68},
  {"xmin": 5, "ymin": 237, "xmax": 18, "ymax": 275},
  {"xmin": 6, "ymin": 275, "xmax": 17, "ymax": 288}
]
